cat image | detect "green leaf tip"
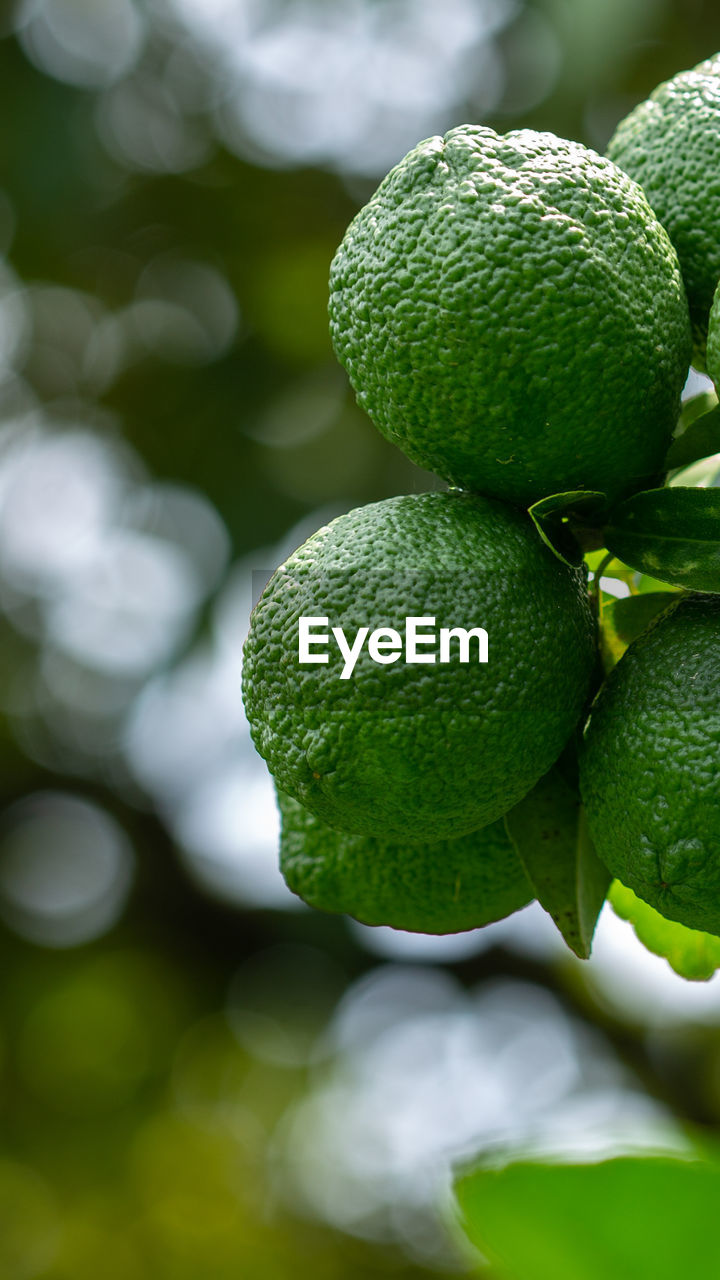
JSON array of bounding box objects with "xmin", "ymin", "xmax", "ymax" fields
[
  {"xmin": 504, "ymin": 768, "xmax": 610, "ymax": 959},
  {"xmin": 528, "ymin": 491, "xmax": 607, "ymax": 567}
]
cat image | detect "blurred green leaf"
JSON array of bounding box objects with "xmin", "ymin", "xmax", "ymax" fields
[
  {"xmin": 584, "ymin": 549, "xmax": 611, "ymax": 571},
  {"xmin": 529, "ymin": 491, "xmax": 607, "ymax": 566},
  {"xmin": 604, "ymin": 487, "xmax": 720, "ymax": 593},
  {"xmin": 665, "ymin": 404, "xmax": 720, "ymax": 470},
  {"xmin": 610, "ymin": 881, "xmax": 720, "ymax": 981},
  {"xmin": 454, "ymin": 1154, "xmax": 720, "ymax": 1280},
  {"xmin": 599, "ymin": 592, "xmax": 678, "ymax": 671},
  {"xmin": 504, "ymin": 770, "xmax": 610, "ymax": 959}
]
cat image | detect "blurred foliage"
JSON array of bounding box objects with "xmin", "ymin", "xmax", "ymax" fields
[
  {"xmin": 2, "ymin": 1, "xmax": 720, "ymax": 1276},
  {"xmin": 455, "ymin": 1152, "xmax": 720, "ymax": 1278}
]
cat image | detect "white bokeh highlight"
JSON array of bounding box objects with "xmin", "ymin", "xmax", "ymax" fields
[{"xmin": 0, "ymin": 792, "xmax": 135, "ymax": 947}]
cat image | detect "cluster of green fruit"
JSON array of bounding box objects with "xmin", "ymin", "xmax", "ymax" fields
[{"xmin": 243, "ymin": 54, "xmax": 720, "ymax": 966}]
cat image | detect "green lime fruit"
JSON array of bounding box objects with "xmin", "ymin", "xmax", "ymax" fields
[
  {"xmin": 579, "ymin": 594, "xmax": 720, "ymax": 935},
  {"xmin": 607, "ymin": 53, "xmax": 720, "ymax": 358},
  {"xmin": 706, "ymin": 279, "xmax": 720, "ymax": 390},
  {"xmin": 277, "ymin": 789, "xmax": 532, "ymax": 934},
  {"xmin": 243, "ymin": 491, "xmax": 596, "ymax": 842},
  {"xmin": 329, "ymin": 125, "xmax": 691, "ymax": 507}
]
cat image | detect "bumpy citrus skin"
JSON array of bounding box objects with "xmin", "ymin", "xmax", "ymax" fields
[
  {"xmin": 277, "ymin": 790, "xmax": 532, "ymax": 934},
  {"xmin": 329, "ymin": 125, "xmax": 691, "ymax": 507},
  {"xmin": 243, "ymin": 491, "xmax": 596, "ymax": 842},
  {"xmin": 607, "ymin": 54, "xmax": 720, "ymax": 355},
  {"xmin": 579, "ymin": 595, "xmax": 720, "ymax": 935},
  {"xmin": 707, "ymin": 279, "xmax": 720, "ymax": 390}
]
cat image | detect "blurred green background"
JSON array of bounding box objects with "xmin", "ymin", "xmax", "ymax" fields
[{"xmin": 2, "ymin": 1, "xmax": 720, "ymax": 1276}]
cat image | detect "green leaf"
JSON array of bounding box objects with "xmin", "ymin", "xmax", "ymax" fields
[
  {"xmin": 528, "ymin": 491, "xmax": 607, "ymax": 567},
  {"xmin": 668, "ymin": 452, "xmax": 720, "ymax": 489},
  {"xmin": 610, "ymin": 881, "xmax": 720, "ymax": 981},
  {"xmin": 584, "ymin": 548, "xmax": 610, "ymax": 571},
  {"xmin": 677, "ymin": 388, "xmax": 717, "ymax": 432},
  {"xmin": 599, "ymin": 592, "xmax": 678, "ymax": 671},
  {"xmin": 454, "ymin": 1154, "xmax": 720, "ymax": 1280},
  {"xmin": 603, "ymin": 487, "xmax": 720, "ymax": 593},
  {"xmin": 665, "ymin": 403, "xmax": 720, "ymax": 470},
  {"xmin": 504, "ymin": 769, "xmax": 610, "ymax": 959}
]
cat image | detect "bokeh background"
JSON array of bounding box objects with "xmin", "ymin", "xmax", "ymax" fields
[{"xmin": 2, "ymin": 1, "xmax": 720, "ymax": 1275}]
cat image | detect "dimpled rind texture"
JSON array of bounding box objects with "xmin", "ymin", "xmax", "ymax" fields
[
  {"xmin": 579, "ymin": 595, "xmax": 720, "ymax": 935},
  {"xmin": 707, "ymin": 279, "xmax": 720, "ymax": 390},
  {"xmin": 607, "ymin": 54, "xmax": 720, "ymax": 354},
  {"xmin": 242, "ymin": 491, "xmax": 596, "ymax": 842},
  {"xmin": 329, "ymin": 125, "xmax": 691, "ymax": 507},
  {"xmin": 277, "ymin": 790, "xmax": 532, "ymax": 935}
]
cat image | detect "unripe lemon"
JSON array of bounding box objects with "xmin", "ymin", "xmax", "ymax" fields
[
  {"xmin": 278, "ymin": 790, "xmax": 532, "ymax": 934},
  {"xmin": 243, "ymin": 491, "xmax": 596, "ymax": 841},
  {"xmin": 607, "ymin": 52, "xmax": 720, "ymax": 359},
  {"xmin": 580, "ymin": 595, "xmax": 720, "ymax": 935},
  {"xmin": 330, "ymin": 125, "xmax": 690, "ymax": 505}
]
